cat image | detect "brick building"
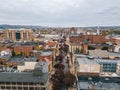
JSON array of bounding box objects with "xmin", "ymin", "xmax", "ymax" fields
[
  {"xmin": 0, "ymin": 44, "xmax": 8, "ymax": 51},
  {"xmin": 88, "ymin": 35, "xmax": 106, "ymax": 44},
  {"xmin": 69, "ymin": 34, "xmax": 106, "ymax": 54},
  {"xmin": 13, "ymin": 45, "xmax": 34, "ymax": 57},
  {"xmin": 69, "ymin": 34, "xmax": 106, "ymax": 44},
  {"xmin": 109, "ymin": 37, "xmax": 120, "ymax": 45},
  {"xmin": 69, "ymin": 34, "xmax": 85, "ymax": 43}
]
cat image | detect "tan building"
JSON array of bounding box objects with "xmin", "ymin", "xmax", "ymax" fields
[
  {"xmin": 3, "ymin": 29, "xmax": 34, "ymax": 42},
  {"xmin": 69, "ymin": 43, "xmax": 88, "ymax": 54},
  {"xmin": 0, "ymin": 31, "xmax": 5, "ymax": 41},
  {"xmin": 88, "ymin": 49, "xmax": 109, "ymax": 58},
  {"xmin": 75, "ymin": 57, "xmax": 101, "ymax": 76},
  {"xmin": 18, "ymin": 62, "xmax": 37, "ymax": 72}
]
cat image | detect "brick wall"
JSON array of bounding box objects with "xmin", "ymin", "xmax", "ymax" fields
[
  {"xmin": 13, "ymin": 46, "xmax": 33, "ymax": 56},
  {"xmin": 88, "ymin": 35, "xmax": 106, "ymax": 44},
  {"xmin": 70, "ymin": 35, "xmax": 106, "ymax": 44}
]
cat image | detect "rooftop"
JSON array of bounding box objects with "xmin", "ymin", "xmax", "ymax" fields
[
  {"xmin": 15, "ymin": 42, "xmax": 36, "ymax": 46},
  {"xmin": 8, "ymin": 57, "xmax": 37, "ymax": 63},
  {"xmin": 8, "ymin": 56, "xmax": 24, "ymax": 63},
  {"xmin": 76, "ymin": 58, "xmax": 98, "ymax": 65},
  {"xmin": 0, "ymin": 72, "xmax": 48, "ymax": 83},
  {"xmin": 24, "ymin": 57, "xmax": 37, "ymax": 62},
  {"xmin": 76, "ymin": 55, "xmax": 120, "ymax": 64},
  {"xmin": 78, "ymin": 76, "xmax": 120, "ymax": 90},
  {"xmin": 79, "ymin": 82, "xmax": 120, "ymax": 90},
  {"xmin": 96, "ymin": 58, "xmax": 120, "ymax": 63},
  {"xmin": 109, "ymin": 52, "xmax": 120, "ymax": 57},
  {"xmin": 89, "ymin": 49, "xmax": 109, "ymax": 58},
  {"xmin": 40, "ymin": 51, "xmax": 53, "ymax": 56},
  {"xmin": 0, "ymin": 55, "xmax": 10, "ymax": 59},
  {"xmin": 35, "ymin": 61, "xmax": 49, "ymax": 73}
]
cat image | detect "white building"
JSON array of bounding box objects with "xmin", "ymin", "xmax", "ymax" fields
[
  {"xmin": 17, "ymin": 62, "xmax": 37, "ymax": 72},
  {"xmin": 41, "ymin": 34, "xmax": 60, "ymax": 40}
]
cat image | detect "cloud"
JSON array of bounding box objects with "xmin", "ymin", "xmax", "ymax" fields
[
  {"xmin": 0, "ymin": 0, "xmax": 120, "ymax": 26},
  {"xmin": 96, "ymin": 6, "xmax": 120, "ymax": 15}
]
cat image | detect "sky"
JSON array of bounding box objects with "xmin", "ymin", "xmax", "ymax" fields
[{"xmin": 0, "ymin": 0, "xmax": 120, "ymax": 27}]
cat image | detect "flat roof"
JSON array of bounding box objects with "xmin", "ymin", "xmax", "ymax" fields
[
  {"xmin": 78, "ymin": 76, "xmax": 120, "ymax": 90},
  {"xmin": 8, "ymin": 57, "xmax": 37, "ymax": 63},
  {"xmin": 75, "ymin": 54, "xmax": 120, "ymax": 64},
  {"xmin": 89, "ymin": 49, "xmax": 109, "ymax": 58},
  {"xmin": 15, "ymin": 42, "xmax": 35, "ymax": 46},
  {"xmin": 109, "ymin": 52, "xmax": 120, "ymax": 57},
  {"xmin": 32, "ymin": 50, "xmax": 41, "ymax": 53},
  {"xmin": 96, "ymin": 58, "xmax": 120, "ymax": 63},
  {"xmin": 79, "ymin": 82, "xmax": 120, "ymax": 90},
  {"xmin": 8, "ymin": 56, "xmax": 24, "ymax": 63},
  {"xmin": 0, "ymin": 55, "xmax": 10, "ymax": 59},
  {"xmin": 24, "ymin": 57, "xmax": 37, "ymax": 62},
  {"xmin": 76, "ymin": 58, "xmax": 98, "ymax": 64},
  {"xmin": 0, "ymin": 72, "xmax": 48, "ymax": 83},
  {"xmin": 40, "ymin": 51, "xmax": 53, "ymax": 56}
]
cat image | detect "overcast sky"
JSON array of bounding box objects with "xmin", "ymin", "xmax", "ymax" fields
[{"xmin": 0, "ymin": 0, "xmax": 120, "ymax": 27}]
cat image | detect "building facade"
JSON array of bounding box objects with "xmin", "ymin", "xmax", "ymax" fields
[
  {"xmin": 3, "ymin": 29, "xmax": 34, "ymax": 42},
  {"xmin": 98, "ymin": 59, "xmax": 119, "ymax": 73},
  {"xmin": 0, "ymin": 72, "xmax": 49, "ymax": 90},
  {"xmin": 13, "ymin": 45, "xmax": 34, "ymax": 57},
  {"xmin": 75, "ymin": 58, "xmax": 101, "ymax": 76},
  {"xmin": 69, "ymin": 34, "xmax": 106, "ymax": 44},
  {"xmin": 0, "ymin": 60, "xmax": 49, "ymax": 90}
]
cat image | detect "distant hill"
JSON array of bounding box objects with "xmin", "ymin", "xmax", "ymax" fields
[
  {"xmin": 0, "ymin": 24, "xmax": 120, "ymax": 30},
  {"xmin": 0, "ymin": 24, "xmax": 48, "ymax": 30},
  {"xmin": 86, "ymin": 26, "xmax": 120, "ymax": 29}
]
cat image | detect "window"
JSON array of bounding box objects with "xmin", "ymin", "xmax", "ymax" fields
[
  {"xmin": 9, "ymin": 33, "xmax": 12, "ymax": 39},
  {"xmin": 23, "ymin": 33, "xmax": 27, "ymax": 40},
  {"xmin": 1, "ymin": 86, "xmax": 5, "ymax": 89},
  {"xmin": 6, "ymin": 82, "xmax": 10, "ymax": 85},
  {"xmin": 16, "ymin": 32, "xmax": 21, "ymax": 40}
]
